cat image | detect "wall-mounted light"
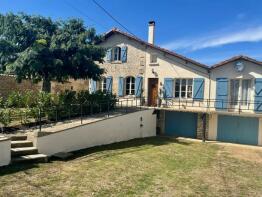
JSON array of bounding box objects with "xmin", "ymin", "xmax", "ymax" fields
[{"xmin": 151, "ymin": 68, "xmax": 158, "ymax": 77}]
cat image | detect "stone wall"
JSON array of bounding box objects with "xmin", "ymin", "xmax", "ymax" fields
[
  {"xmin": 51, "ymin": 79, "xmax": 88, "ymax": 94},
  {"xmin": 98, "ymin": 34, "xmax": 146, "ymax": 96},
  {"xmin": 0, "ymin": 75, "xmax": 41, "ymax": 98},
  {"xmin": 196, "ymin": 113, "xmax": 209, "ymax": 140},
  {"xmin": 0, "ymin": 75, "xmax": 89, "ymax": 98}
]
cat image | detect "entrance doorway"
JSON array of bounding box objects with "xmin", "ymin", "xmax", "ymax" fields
[{"xmin": 148, "ymin": 78, "xmax": 158, "ymax": 106}]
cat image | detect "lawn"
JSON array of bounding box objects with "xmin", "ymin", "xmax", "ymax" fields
[{"xmin": 0, "ymin": 137, "xmax": 262, "ymax": 197}]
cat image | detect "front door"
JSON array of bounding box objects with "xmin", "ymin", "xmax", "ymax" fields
[{"xmin": 148, "ymin": 78, "xmax": 158, "ymax": 106}]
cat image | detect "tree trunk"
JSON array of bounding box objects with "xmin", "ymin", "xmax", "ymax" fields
[{"xmin": 42, "ymin": 78, "xmax": 51, "ymax": 92}]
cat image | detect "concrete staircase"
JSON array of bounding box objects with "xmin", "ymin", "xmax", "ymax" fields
[{"xmin": 11, "ymin": 135, "xmax": 48, "ymax": 164}]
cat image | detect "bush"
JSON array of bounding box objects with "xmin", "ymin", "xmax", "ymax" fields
[
  {"xmin": 1, "ymin": 90, "xmax": 117, "ymax": 126},
  {"xmin": 0, "ymin": 109, "xmax": 11, "ymax": 129}
]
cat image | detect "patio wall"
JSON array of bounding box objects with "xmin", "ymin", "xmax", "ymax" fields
[
  {"xmin": 36, "ymin": 109, "xmax": 156, "ymax": 156},
  {"xmin": 0, "ymin": 137, "xmax": 11, "ymax": 167}
]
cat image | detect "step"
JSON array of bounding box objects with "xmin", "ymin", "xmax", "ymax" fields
[
  {"xmin": 11, "ymin": 140, "xmax": 33, "ymax": 148},
  {"xmin": 11, "ymin": 135, "xmax": 27, "ymax": 141},
  {"xmin": 12, "ymin": 154, "xmax": 48, "ymax": 163},
  {"xmin": 11, "ymin": 147, "xmax": 38, "ymax": 156}
]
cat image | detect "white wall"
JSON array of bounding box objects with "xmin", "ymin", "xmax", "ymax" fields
[
  {"xmin": 36, "ymin": 109, "xmax": 156, "ymax": 156},
  {"xmin": 144, "ymin": 47, "xmax": 210, "ymax": 101},
  {"xmin": 0, "ymin": 138, "xmax": 11, "ymax": 167},
  {"xmin": 208, "ymin": 113, "xmax": 218, "ymax": 141},
  {"xmin": 210, "ymin": 60, "xmax": 262, "ymax": 111}
]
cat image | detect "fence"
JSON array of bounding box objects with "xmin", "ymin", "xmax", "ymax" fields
[
  {"xmin": 152, "ymin": 97, "xmax": 262, "ymax": 113},
  {"xmin": 0, "ymin": 97, "xmax": 145, "ymax": 133}
]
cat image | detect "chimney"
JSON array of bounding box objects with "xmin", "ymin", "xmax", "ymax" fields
[{"xmin": 148, "ymin": 21, "xmax": 155, "ymax": 44}]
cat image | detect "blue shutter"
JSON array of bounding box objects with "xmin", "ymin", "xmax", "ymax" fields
[
  {"xmin": 215, "ymin": 78, "xmax": 228, "ymax": 109},
  {"xmin": 118, "ymin": 77, "xmax": 124, "ymax": 97},
  {"xmin": 135, "ymin": 76, "xmax": 143, "ymax": 97},
  {"xmin": 193, "ymin": 78, "xmax": 204, "ymax": 100},
  {"xmin": 106, "ymin": 48, "xmax": 112, "ymax": 62},
  {"xmin": 254, "ymin": 78, "xmax": 262, "ymax": 112},
  {"xmin": 121, "ymin": 46, "xmax": 127, "ymax": 63},
  {"xmin": 164, "ymin": 78, "xmax": 174, "ymax": 99},
  {"xmin": 90, "ymin": 79, "xmax": 97, "ymax": 93},
  {"xmin": 106, "ymin": 76, "xmax": 113, "ymax": 94}
]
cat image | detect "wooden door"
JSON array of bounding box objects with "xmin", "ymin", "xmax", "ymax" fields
[{"xmin": 148, "ymin": 78, "xmax": 158, "ymax": 106}]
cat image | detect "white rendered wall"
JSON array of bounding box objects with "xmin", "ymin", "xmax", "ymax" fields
[
  {"xmin": 0, "ymin": 138, "xmax": 11, "ymax": 167},
  {"xmin": 207, "ymin": 113, "xmax": 218, "ymax": 141},
  {"xmin": 36, "ymin": 110, "xmax": 156, "ymax": 156}
]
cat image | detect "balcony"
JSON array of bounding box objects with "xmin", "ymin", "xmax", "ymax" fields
[{"xmin": 117, "ymin": 97, "xmax": 262, "ymax": 116}]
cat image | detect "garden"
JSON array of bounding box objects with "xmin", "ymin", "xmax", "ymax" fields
[{"xmin": 0, "ymin": 90, "xmax": 116, "ymax": 133}]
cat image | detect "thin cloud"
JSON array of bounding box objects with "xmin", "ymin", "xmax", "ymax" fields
[{"xmin": 162, "ymin": 26, "xmax": 262, "ymax": 51}]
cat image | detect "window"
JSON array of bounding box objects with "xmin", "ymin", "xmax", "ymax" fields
[
  {"xmin": 230, "ymin": 79, "xmax": 251, "ymax": 106},
  {"xmin": 174, "ymin": 79, "xmax": 193, "ymax": 99},
  {"xmin": 125, "ymin": 76, "xmax": 135, "ymax": 95},
  {"xmin": 241, "ymin": 79, "xmax": 251, "ymax": 105},
  {"xmin": 113, "ymin": 47, "xmax": 121, "ymax": 61},
  {"xmin": 99, "ymin": 78, "xmax": 107, "ymax": 93},
  {"xmin": 150, "ymin": 54, "xmax": 157, "ymax": 63}
]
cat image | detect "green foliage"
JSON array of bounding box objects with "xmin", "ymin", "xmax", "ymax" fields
[
  {"xmin": 0, "ymin": 109, "xmax": 11, "ymax": 128},
  {"xmin": 0, "ymin": 13, "xmax": 105, "ymax": 92},
  {"xmin": 6, "ymin": 91, "xmax": 24, "ymax": 108},
  {"xmin": 0, "ymin": 90, "xmax": 116, "ymax": 128}
]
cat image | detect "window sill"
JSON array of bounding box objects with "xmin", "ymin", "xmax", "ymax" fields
[
  {"xmin": 149, "ymin": 62, "xmax": 159, "ymax": 66},
  {"xmin": 111, "ymin": 61, "xmax": 122, "ymax": 64}
]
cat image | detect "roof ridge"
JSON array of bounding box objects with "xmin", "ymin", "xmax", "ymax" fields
[
  {"xmin": 211, "ymin": 55, "xmax": 262, "ymax": 69},
  {"xmin": 104, "ymin": 28, "xmax": 209, "ymax": 69}
]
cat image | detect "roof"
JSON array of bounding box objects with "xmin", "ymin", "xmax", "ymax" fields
[
  {"xmin": 102, "ymin": 28, "xmax": 209, "ymax": 69},
  {"xmin": 211, "ymin": 55, "xmax": 262, "ymax": 69}
]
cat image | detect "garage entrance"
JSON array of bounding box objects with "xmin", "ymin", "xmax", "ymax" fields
[
  {"xmin": 217, "ymin": 115, "xmax": 258, "ymax": 145},
  {"xmin": 165, "ymin": 111, "xmax": 197, "ymax": 138}
]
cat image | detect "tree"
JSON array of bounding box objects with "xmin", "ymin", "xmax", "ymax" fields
[{"xmin": 0, "ymin": 13, "xmax": 105, "ymax": 92}]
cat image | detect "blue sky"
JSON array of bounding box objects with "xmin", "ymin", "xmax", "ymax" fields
[{"xmin": 1, "ymin": 0, "xmax": 262, "ymax": 66}]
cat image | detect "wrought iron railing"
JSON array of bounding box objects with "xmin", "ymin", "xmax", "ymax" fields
[{"xmin": 142, "ymin": 97, "xmax": 262, "ymax": 113}]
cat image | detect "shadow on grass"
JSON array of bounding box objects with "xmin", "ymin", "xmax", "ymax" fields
[
  {"xmin": 53, "ymin": 136, "xmax": 193, "ymax": 162},
  {"xmin": 0, "ymin": 162, "xmax": 40, "ymax": 176},
  {"xmin": 0, "ymin": 136, "xmax": 192, "ymax": 175}
]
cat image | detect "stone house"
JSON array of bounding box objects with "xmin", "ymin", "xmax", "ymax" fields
[{"xmin": 95, "ymin": 21, "xmax": 262, "ymax": 146}]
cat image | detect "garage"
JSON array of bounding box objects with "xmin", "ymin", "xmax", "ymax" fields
[
  {"xmin": 165, "ymin": 111, "xmax": 197, "ymax": 138},
  {"xmin": 217, "ymin": 115, "xmax": 259, "ymax": 145}
]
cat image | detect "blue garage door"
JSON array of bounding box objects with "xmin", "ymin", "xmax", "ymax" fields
[
  {"xmin": 217, "ymin": 115, "xmax": 258, "ymax": 145},
  {"xmin": 165, "ymin": 111, "xmax": 197, "ymax": 138}
]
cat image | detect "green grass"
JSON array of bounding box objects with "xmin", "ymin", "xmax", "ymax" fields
[{"xmin": 0, "ymin": 137, "xmax": 262, "ymax": 197}]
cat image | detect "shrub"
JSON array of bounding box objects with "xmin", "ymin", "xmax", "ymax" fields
[
  {"xmin": 0, "ymin": 109, "xmax": 11, "ymax": 129},
  {"xmin": 6, "ymin": 91, "xmax": 24, "ymax": 108}
]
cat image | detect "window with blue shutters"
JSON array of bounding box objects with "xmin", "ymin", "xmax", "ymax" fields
[
  {"xmin": 106, "ymin": 49, "xmax": 112, "ymax": 62},
  {"xmin": 254, "ymin": 78, "xmax": 262, "ymax": 112},
  {"xmin": 193, "ymin": 78, "xmax": 204, "ymax": 100},
  {"xmin": 135, "ymin": 76, "xmax": 143, "ymax": 97},
  {"xmin": 215, "ymin": 78, "xmax": 228, "ymax": 109},
  {"xmin": 121, "ymin": 46, "xmax": 127, "ymax": 63},
  {"xmin": 164, "ymin": 78, "xmax": 174, "ymax": 98},
  {"xmin": 90, "ymin": 79, "xmax": 97, "ymax": 93},
  {"xmin": 99, "ymin": 78, "xmax": 107, "ymax": 93},
  {"xmin": 174, "ymin": 79, "xmax": 193, "ymax": 99},
  {"xmin": 125, "ymin": 76, "xmax": 135, "ymax": 95},
  {"xmin": 106, "ymin": 76, "xmax": 113, "ymax": 94},
  {"xmin": 118, "ymin": 77, "xmax": 124, "ymax": 97}
]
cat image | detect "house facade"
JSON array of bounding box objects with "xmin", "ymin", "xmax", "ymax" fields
[{"xmin": 94, "ymin": 21, "xmax": 262, "ymax": 146}]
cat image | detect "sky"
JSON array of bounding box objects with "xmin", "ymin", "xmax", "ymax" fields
[{"xmin": 1, "ymin": 0, "xmax": 262, "ymax": 66}]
